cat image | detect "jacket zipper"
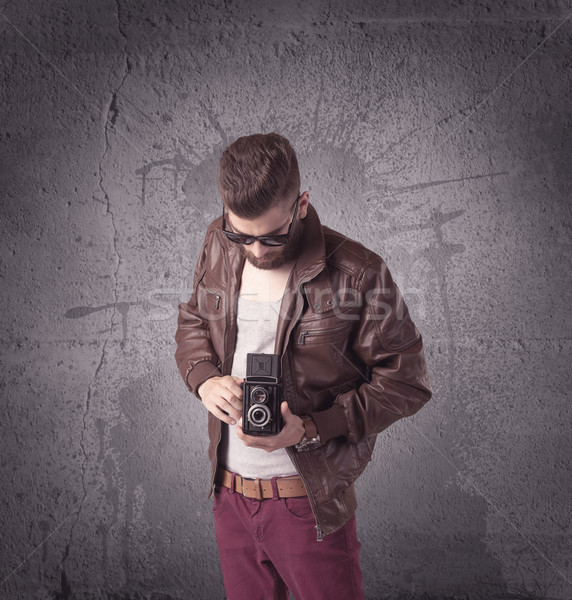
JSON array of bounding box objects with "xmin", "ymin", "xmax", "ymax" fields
[
  {"xmin": 284, "ymin": 280, "xmax": 329, "ymax": 541},
  {"xmin": 286, "ymin": 447, "xmax": 325, "ymax": 542},
  {"xmin": 298, "ymin": 324, "xmax": 347, "ymax": 345},
  {"xmin": 209, "ymin": 424, "xmax": 222, "ymax": 496},
  {"xmin": 208, "ymin": 240, "xmax": 232, "ymax": 495}
]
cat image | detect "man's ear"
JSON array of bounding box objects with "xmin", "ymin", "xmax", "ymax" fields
[{"xmin": 298, "ymin": 191, "xmax": 310, "ymax": 219}]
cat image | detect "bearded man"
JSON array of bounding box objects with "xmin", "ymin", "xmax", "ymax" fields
[{"xmin": 175, "ymin": 132, "xmax": 431, "ymax": 600}]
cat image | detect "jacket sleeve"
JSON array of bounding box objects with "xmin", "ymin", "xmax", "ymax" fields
[
  {"xmin": 174, "ymin": 229, "xmax": 223, "ymax": 398},
  {"xmin": 310, "ymin": 257, "xmax": 432, "ymax": 444}
]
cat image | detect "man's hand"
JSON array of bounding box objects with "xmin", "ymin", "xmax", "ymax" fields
[
  {"xmin": 198, "ymin": 376, "xmax": 243, "ymax": 425},
  {"xmin": 237, "ymin": 402, "xmax": 304, "ymax": 452}
]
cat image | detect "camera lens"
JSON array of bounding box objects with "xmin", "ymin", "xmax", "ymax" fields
[
  {"xmin": 251, "ymin": 386, "xmax": 268, "ymax": 404},
  {"xmin": 247, "ymin": 404, "xmax": 271, "ymax": 428}
]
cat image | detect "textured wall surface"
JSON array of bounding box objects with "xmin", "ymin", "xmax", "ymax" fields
[{"xmin": 1, "ymin": 1, "xmax": 571, "ymax": 599}]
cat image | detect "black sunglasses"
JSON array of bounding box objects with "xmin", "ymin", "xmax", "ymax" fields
[{"xmin": 222, "ymin": 195, "xmax": 301, "ymax": 247}]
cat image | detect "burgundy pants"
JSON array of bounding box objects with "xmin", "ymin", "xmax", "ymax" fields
[{"xmin": 212, "ymin": 484, "xmax": 364, "ymax": 600}]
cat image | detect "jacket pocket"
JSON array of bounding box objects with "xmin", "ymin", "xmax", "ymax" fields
[
  {"xmin": 349, "ymin": 435, "xmax": 377, "ymax": 478},
  {"xmin": 296, "ymin": 323, "xmax": 351, "ymax": 345},
  {"xmin": 204, "ymin": 286, "xmax": 222, "ymax": 311},
  {"xmin": 195, "ymin": 271, "xmax": 225, "ymax": 321}
]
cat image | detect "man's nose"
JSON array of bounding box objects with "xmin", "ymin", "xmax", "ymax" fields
[{"xmin": 251, "ymin": 241, "xmax": 268, "ymax": 258}]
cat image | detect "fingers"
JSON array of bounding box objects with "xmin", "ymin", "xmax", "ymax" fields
[
  {"xmin": 225, "ymin": 377, "xmax": 244, "ymax": 401},
  {"xmin": 218, "ymin": 388, "xmax": 243, "ymax": 419},
  {"xmin": 212, "ymin": 393, "xmax": 242, "ymax": 422},
  {"xmin": 210, "ymin": 404, "xmax": 239, "ymax": 426},
  {"xmin": 280, "ymin": 401, "xmax": 293, "ymax": 421},
  {"xmin": 237, "ymin": 405, "xmax": 304, "ymax": 452},
  {"xmin": 235, "ymin": 423, "xmax": 274, "ymax": 452},
  {"xmin": 199, "ymin": 376, "xmax": 244, "ymax": 424}
]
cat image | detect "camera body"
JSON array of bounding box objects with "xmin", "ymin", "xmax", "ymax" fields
[{"xmin": 242, "ymin": 353, "xmax": 282, "ymax": 436}]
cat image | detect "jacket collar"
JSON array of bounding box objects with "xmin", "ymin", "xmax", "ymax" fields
[
  {"xmin": 293, "ymin": 203, "xmax": 339, "ymax": 315},
  {"xmin": 292, "ymin": 202, "xmax": 327, "ymax": 282}
]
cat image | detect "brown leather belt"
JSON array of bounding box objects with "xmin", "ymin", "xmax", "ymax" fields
[{"xmin": 216, "ymin": 467, "xmax": 307, "ymax": 500}]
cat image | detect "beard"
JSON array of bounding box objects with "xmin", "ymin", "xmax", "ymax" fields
[{"xmin": 240, "ymin": 218, "xmax": 305, "ymax": 270}]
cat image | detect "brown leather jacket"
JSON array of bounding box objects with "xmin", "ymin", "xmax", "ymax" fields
[{"xmin": 175, "ymin": 203, "xmax": 431, "ymax": 538}]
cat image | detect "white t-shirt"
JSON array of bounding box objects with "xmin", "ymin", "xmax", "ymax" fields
[{"xmin": 219, "ymin": 295, "xmax": 298, "ymax": 478}]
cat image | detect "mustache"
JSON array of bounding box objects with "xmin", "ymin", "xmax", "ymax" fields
[{"xmin": 240, "ymin": 219, "xmax": 305, "ymax": 270}]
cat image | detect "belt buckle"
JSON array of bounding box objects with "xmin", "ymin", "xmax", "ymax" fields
[
  {"xmin": 240, "ymin": 476, "xmax": 255, "ymax": 497},
  {"xmin": 241, "ymin": 476, "xmax": 263, "ymax": 500}
]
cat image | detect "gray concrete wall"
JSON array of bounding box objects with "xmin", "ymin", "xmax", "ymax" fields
[{"xmin": 1, "ymin": 1, "xmax": 571, "ymax": 599}]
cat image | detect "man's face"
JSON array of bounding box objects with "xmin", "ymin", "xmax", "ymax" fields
[
  {"xmin": 226, "ymin": 199, "xmax": 305, "ymax": 270},
  {"xmin": 240, "ymin": 217, "xmax": 305, "ymax": 270}
]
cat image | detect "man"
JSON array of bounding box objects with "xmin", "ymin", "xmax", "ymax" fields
[{"xmin": 175, "ymin": 133, "xmax": 431, "ymax": 600}]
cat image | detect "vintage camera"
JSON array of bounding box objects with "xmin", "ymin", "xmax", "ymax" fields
[{"xmin": 242, "ymin": 353, "xmax": 282, "ymax": 436}]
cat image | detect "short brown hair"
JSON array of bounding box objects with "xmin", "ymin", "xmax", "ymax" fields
[{"xmin": 218, "ymin": 133, "xmax": 300, "ymax": 219}]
